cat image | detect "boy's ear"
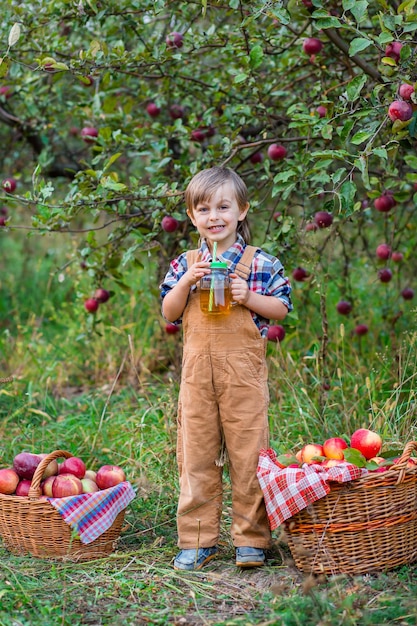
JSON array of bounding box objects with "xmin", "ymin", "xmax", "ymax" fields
[
  {"xmin": 187, "ymin": 209, "xmax": 197, "ymax": 226},
  {"xmin": 238, "ymin": 202, "xmax": 250, "ymax": 221}
]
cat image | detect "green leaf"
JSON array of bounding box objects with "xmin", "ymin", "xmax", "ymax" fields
[
  {"xmin": 339, "ymin": 118, "xmax": 356, "ymax": 142},
  {"xmin": 373, "ymin": 147, "xmax": 388, "ymax": 160},
  {"xmin": 346, "ymin": 74, "xmax": 367, "ymax": 101},
  {"xmin": 0, "ymin": 57, "xmax": 11, "ymax": 78},
  {"xmin": 350, "ymin": 1, "xmax": 369, "ymax": 23},
  {"xmin": 408, "ymin": 111, "xmax": 417, "ymax": 138},
  {"xmin": 343, "ymin": 447, "xmax": 367, "ymax": 467},
  {"xmin": 349, "ymin": 37, "xmax": 372, "ymax": 56},
  {"xmin": 342, "ymin": 0, "xmax": 357, "ymax": 9},
  {"xmin": 340, "ymin": 180, "xmax": 357, "ymax": 210},
  {"xmin": 275, "ymin": 454, "xmax": 299, "ymax": 468},
  {"xmin": 355, "ymin": 155, "xmax": 370, "ymax": 189},
  {"xmin": 351, "ymin": 130, "xmax": 373, "ymax": 144},
  {"xmin": 234, "ymin": 73, "xmax": 248, "ymax": 84},
  {"xmin": 249, "ymin": 44, "xmax": 263, "ymax": 69},
  {"xmin": 398, "ymin": 0, "xmax": 416, "ymax": 13},
  {"xmin": 315, "ymin": 17, "xmax": 341, "ymax": 28}
]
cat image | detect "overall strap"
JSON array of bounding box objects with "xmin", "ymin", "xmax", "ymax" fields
[
  {"xmin": 234, "ymin": 245, "xmax": 258, "ymax": 280},
  {"xmin": 186, "ymin": 249, "xmax": 199, "ymax": 268},
  {"xmin": 186, "ymin": 245, "xmax": 258, "ymax": 279}
]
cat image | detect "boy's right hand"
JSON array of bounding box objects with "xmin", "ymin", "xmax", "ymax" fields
[{"xmin": 183, "ymin": 256, "xmax": 211, "ymax": 287}]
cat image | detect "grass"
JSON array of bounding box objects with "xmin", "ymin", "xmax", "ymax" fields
[{"xmin": 1, "ymin": 234, "xmax": 417, "ymax": 624}]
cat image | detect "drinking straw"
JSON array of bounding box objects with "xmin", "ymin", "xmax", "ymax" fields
[{"xmin": 208, "ymin": 242, "xmax": 217, "ymax": 312}]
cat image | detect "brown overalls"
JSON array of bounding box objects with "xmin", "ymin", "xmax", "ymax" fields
[{"xmin": 176, "ymin": 245, "xmax": 271, "ymax": 550}]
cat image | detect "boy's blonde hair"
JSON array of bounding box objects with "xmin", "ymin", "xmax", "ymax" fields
[{"xmin": 185, "ymin": 166, "xmax": 251, "ymax": 243}]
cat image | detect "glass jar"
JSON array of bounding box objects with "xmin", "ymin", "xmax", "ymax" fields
[{"xmin": 200, "ymin": 261, "xmax": 232, "ymax": 315}]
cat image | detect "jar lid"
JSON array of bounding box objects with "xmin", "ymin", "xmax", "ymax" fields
[{"xmin": 210, "ymin": 261, "xmax": 228, "ymax": 269}]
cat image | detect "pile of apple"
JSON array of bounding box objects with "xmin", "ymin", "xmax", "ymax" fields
[
  {"xmin": 0, "ymin": 451, "xmax": 127, "ymax": 497},
  {"xmin": 275, "ymin": 428, "xmax": 417, "ymax": 472}
]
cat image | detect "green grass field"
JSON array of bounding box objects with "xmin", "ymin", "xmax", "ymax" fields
[{"xmin": 1, "ymin": 235, "xmax": 417, "ymax": 625}]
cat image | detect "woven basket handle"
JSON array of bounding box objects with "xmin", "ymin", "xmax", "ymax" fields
[
  {"xmin": 28, "ymin": 450, "xmax": 74, "ymax": 499},
  {"xmin": 391, "ymin": 441, "xmax": 417, "ymax": 484}
]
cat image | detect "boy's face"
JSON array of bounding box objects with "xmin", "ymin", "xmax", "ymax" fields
[{"xmin": 187, "ymin": 182, "xmax": 249, "ymax": 253}]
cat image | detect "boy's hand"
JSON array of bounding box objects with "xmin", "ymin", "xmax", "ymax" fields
[
  {"xmin": 183, "ymin": 254, "xmax": 211, "ymax": 287},
  {"xmin": 230, "ymin": 273, "xmax": 249, "ymax": 304}
]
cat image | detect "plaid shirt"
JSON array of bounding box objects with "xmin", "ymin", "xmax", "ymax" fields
[{"xmin": 160, "ymin": 235, "xmax": 292, "ymax": 337}]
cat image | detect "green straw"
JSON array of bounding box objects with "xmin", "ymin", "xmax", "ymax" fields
[{"xmin": 208, "ymin": 242, "xmax": 217, "ymax": 312}]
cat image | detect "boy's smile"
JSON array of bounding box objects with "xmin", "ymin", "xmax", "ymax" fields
[{"xmin": 187, "ymin": 182, "xmax": 249, "ymax": 254}]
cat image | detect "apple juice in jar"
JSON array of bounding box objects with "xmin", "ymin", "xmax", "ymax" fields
[{"xmin": 200, "ymin": 261, "xmax": 232, "ymax": 315}]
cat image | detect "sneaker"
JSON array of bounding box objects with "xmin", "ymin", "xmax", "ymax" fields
[
  {"xmin": 173, "ymin": 547, "xmax": 218, "ymax": 571},
  {"xmin": 236, "ymin": 546, "xmax": 266, "ymax": 568}
]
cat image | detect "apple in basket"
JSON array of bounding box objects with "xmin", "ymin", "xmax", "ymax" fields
[
  {"xmin": 13, "ymin": 452, "xmax": 42, "ymax": 479},
  {"xmin": 81, "ymin": 477, "xmax": 100, "ymax": 493},
  {"xmin": 38, "ymin": 453, "xmax": 59, "ymax": 478},
  {"xmin": 84, "ymin": 469, "xmax": 97, "ymax": 481},
  {"xmin": 15, "ymin": 479, "xmax": 32, "ymax": 496},
  {"xmin": 300, "ymin": 443, "xmax": 324, "ymax": 464},
  {"xmin": 52, "ymin": 474, "xmax": 83, "ymax": 497},
  {"xmin": 96, "ymin": 465, "xmax": 126, "ymax": 489},
  {"xmin": 322, "ymin": 437, "xmax": 348, "ymax": 460},
  {"xmin": 350, "ymin": 428, "xmax": 382, "ymax": 460},
  {"xmin": 42, "ymin": 475, "xmax": 56, "ymax": 497},
  {"xmin": 0, "ymin": 468, "xmax": 20, "ymax": 494},
  {"xmin": 58, "ymin": 456, "xmax": 86, "ymax": 479}
]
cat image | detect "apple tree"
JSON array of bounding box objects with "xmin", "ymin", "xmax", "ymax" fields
[{"xmin": 0, "ymin": 0, "xmax": 416, "ymax": 349}]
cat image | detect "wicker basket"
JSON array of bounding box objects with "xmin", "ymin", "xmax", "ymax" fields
[
  {"xmin": 284, "ymin": 441, "xmax": 417, "ymax": 575},
  {"xmin": 0, "ymin": 450, "xmax": 126, "ymax": 561}
]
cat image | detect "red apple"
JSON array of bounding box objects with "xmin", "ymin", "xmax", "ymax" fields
[
  {"xmin": 323, "ymin": 437, "xmax": 348, "ymax": 460},
  {"xmin": 84, "ymin": 298, "xmax": 99, "ymax": 313},
  {"xmin": 314, "ymin": 211, "xmax": 333, "ymax": 228},
  {"xmin": 165, "ymin": 323, "xmax": 180, "ymax": 335},
  {"xmin": 0, "ymin": 86, "xmax": 12, "ymax": 99},
  {"xmin": 161, "ymin": 215, "xmax": 179, "ymax": 232},
  {"xmin": 322, "ymin": 459, "xmax": 342, "ymax": 469},
  {"xmin": 250, "ymin": 152, "xmax": 264, "ymax": 164},
  {"xmin": 267, "ymin": 325, "xmax": 286, "ymax": 342},
  {"xmin": 13, "ymin": 452, "xmax": 41, "ymax": 479},
  {"xmin": 96, "ymin": 465, "xmax": 126, "ymax": 489},
  {"xmin": 336, "ymin": 300, "xmax": 352, "ymax": 315},
  {"xmin": 300, "ymin": 443, "xmax": 324, "ymax": 464},
  {"xmin": 354, "ymin": 324, "xmax": 369, "ymax": 336},
  {"xmin": 292, "ymin": 267, "xmax": 308, "ymax": 282},
  {"xmin": 388, "ymin": 100, "xmax": 413, "ymax": 122},
  {"xmin": 169, "ymin": 104, "xmax": 185, "ymax": 120},
  {"xmin": 0, "ymin": 216, "xmax": 7, "ymax": 227},
  {"xmin": 58, "ymin": 457, "xmax": 86, "ymax": 479},
  {"xmin": 401, "ymin": 287, "xmax": 414, "ymax": 300},
  {"xmin": 52, "ymin": 474, "xmax": 83, "ymax": 497},
  {"xmin": 0, "ymin": 468, "xmax": 20, "ymax": 494},
  {"xmin": 267, "ymin": 143, "xmax": 287, "ymax": 161},
  {"xmin": 316, "ymin": 105, "xmax": 327, "ymax": 118},
  {"xmin": 376, "ymin": 243, "xmax": 391, "ymax": 260},
  {"xmin": 303, "ymin": 38, "xmax": 323, "ymax": 55},
  {"xmin": 295, "ymin": 450, "xmax": 303, "ymax": 463},
  {"xmin": 2, "ymin": 178, "xmax": 17, "ymax": 193},
  {"xmin": 305, "ymin": 222, "xmax": 318, "ymax": 232},
  {"xmin": 15, "ymin": 479, "xmax": 32, "ymax": 496},
  {"xmin": 166, "ymin": 31, "xmax": 183, "ymax": 49},
  {"xmin": 350, "ymin": 428, "xmax": 382, "ymax": 460},
  {"xmin": 391, "ymin": 251, "xmax": 403, "ymax": 262},
  {"xmin": 368, "ymin": 456, "xmax": 386, "ymax": 465},
  {"xmin": 84, "ymin": 469, "xmax": 97, "ymax": 481},
  {"xmin": 399, "ymin": 83, "xmax": 414, "ymax": 101},
  {"xmin": 191, "ymin": 128, "xmax": 207, "ymax": 142},
  {"xmin": 146, "ymin": 102, "xmax": 161, "ymax": 118},
  {"xmin": 374, "ymin": 193, "xmax": 396, "ymax": 212},
  {"xmin": 81, "ymin": 127, "xmax": 98, "ymax": 143},
  {"xmin": 378, "ymin": 268, "xmax": 392, "ymax": 283},
  {"xmin": 385, "ymin": 41, "xmax": 402, "ymax": 62},
  {"xmin": 81, "ymin": 477, "xmax": 100, "ymax": 493},
  {"xmin": 41, "ymin": 475, "xmax": 56, "ymax": 497},
  {"xmin": 94, "ymin": 288, "xmax": 110, "ymax": 303}
]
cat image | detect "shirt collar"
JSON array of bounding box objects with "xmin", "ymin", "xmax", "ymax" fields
[{"xmin": 200, "ymin": 234, "xmax": 246, "ymax": 264}]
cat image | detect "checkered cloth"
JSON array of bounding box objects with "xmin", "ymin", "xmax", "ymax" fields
[
  {"xmin": 257, "ymin": 448, "xmax": 368, "ymax": 530},
  {"xmin": 48, "ymin": 481, "xmax": 136, "ymax": 544}
]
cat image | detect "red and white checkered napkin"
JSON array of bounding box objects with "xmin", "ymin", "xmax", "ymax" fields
[
  {"xmin": 257, "ymin": 449, "xmax": 368, "ymax": 530},
  {"xmin": 48, "ymin": 481, "xmax": 136, "ymax": 544}
]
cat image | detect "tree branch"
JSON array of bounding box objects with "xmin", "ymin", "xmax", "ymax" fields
[{"xmin": 325, "ymin": 28, "xmax": 383, "ymax": 83}]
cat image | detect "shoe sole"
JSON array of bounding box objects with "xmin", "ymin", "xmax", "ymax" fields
[
  {"xmin": 174, "ymin": 552, "xmax": 217, "ymax": 571},
  {"xmin": 236, "ymin": 560, "xmax": 265, "ymax": 568}
]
